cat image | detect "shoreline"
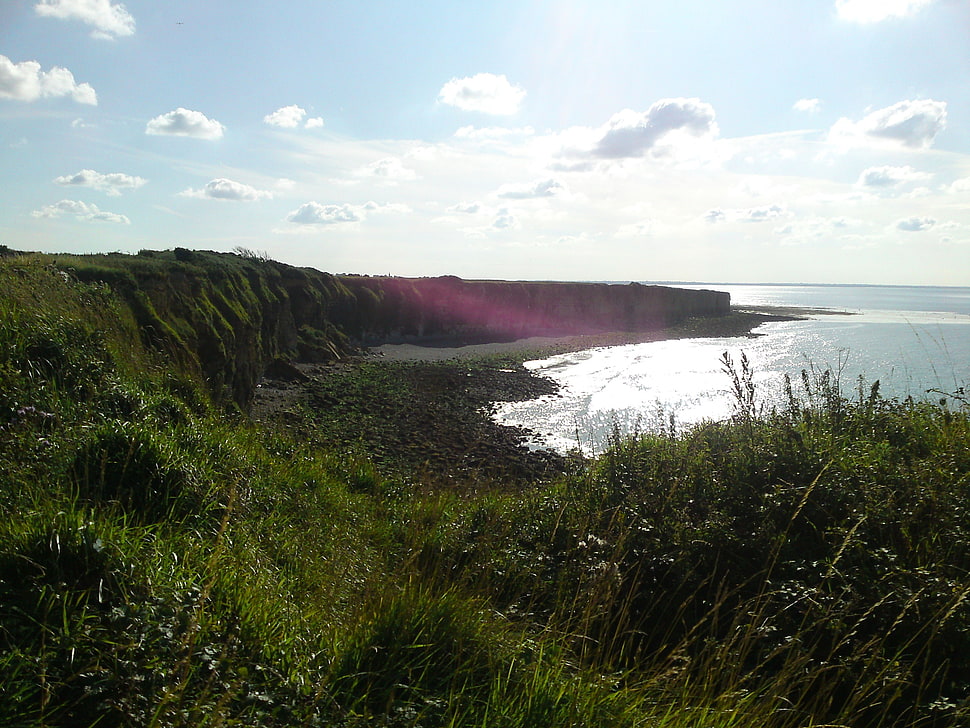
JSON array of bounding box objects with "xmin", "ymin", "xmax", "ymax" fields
[
  {"xmin": 368, "ymin": 306, "xmax": 840, "ymax": 363},
  {"xmin": 251, "ymin": 306, "xmax": 847, "ymax": 480}
]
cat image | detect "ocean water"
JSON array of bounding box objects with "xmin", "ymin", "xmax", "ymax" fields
[{"xmin": 495, "ymin": 284, "xmax": 970, "ymax": 455}]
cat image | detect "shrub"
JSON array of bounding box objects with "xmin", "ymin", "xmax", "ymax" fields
[
  {"xmin": 70, "ymin": 422, "xmax": 196, "ymax": 522},
  {"xmin": 328, "ymin": 588, "xmax": 508, "ymax": 723}
]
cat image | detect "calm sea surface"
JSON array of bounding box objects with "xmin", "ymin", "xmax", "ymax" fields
[{"xmin": 495, "ymin": 284, "xmax": 970, "ymax": 455}]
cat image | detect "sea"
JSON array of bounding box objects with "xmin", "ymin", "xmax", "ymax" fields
[{"xmin": 494, "ymin": 284, "xmax": 970, "ymax": 456}]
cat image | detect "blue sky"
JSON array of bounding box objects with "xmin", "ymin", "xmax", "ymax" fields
[{"xmin": 1, "ymin": 0, "xmax": 968, "ymax": 284}]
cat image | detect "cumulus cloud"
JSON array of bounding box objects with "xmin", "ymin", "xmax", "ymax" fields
[
  {"xmin": 263, "ymin": 105, "xmax": 324, "ymax": 129},
  {"xmin": 835, "ymin": 0, "xmax": 935, "ymax": 23},
  {"xmin": 180, "ymin": 178, "xmax": 272, "ymax": 201},
  {"xmin": 34, "ymin": 0, "xmax": 135, "ymax": 39},
  {"xmin": 146, "ymin": 108, "xmax": 224, "ymax": 139},
  {"xmin": 896, "ymin": 216, "xmax": 936, "ymax": 231},
  {"xmin": 831, "ymin": 99, "xmax": 947, "ymax": 149},
  {"xmin": 287, "ymin": 202, "xmax": 360, "ymax": 225},
  {"xmin": 438, "ymin": 73, "xmax": 525, "ymax": 115},
  {"xmin": 32, "ymin": 199, "xmax": 129, "ymax": 224},
  {"xmin": 591, "ymin": 98, "xmax": 717, "ymax": 159},
  {"xmin": 793, "ymin": 98, "xmax": 821, "ymax": 113},
  {"xmin": 857, "ymin": 165, "xmax": 930, "ymax": 188},
  {"xmin": 0, "ymin": 55, "xmax": 97, "ymax": 104},
  {"xmin": 497, "ymin": 178, "xmax": 564, "ymax": 199},
  {"xmin": 54, "ymin": 169, "xmax": 146, "ymax": 196},
  {"xmin": 264, "ymin": 105, "xmax": 306, "ymax": 128},
  {"xmin": 285, "ymin": 200, "xmax": 408, "ymax": 227}
]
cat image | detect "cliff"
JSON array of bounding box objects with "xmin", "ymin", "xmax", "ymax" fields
[
  {"xmin": 341, "ymin": 275, "xmax": 728, "ymax": 345},
  {"xmin": 47, "ymin": 249, "xmax": 728, "ymax": 406}
]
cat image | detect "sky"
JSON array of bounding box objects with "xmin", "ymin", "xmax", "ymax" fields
[{"xmin": 1, "ymin": 0, "xmax": 968, "ymax": 285}]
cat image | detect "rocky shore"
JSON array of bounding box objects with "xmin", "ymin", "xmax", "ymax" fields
[{"xmin": 251, "ymin": 309, "xmax": 809, "ymax": 483}]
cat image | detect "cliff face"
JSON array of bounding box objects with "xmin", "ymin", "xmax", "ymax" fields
[
  {"xmin": 337, "ymin": 276, "xmax": 729, "ymax": 344},
  {"xmin": 58, "ymin": 250, "xmax": 729, "ymax": 407},
  {"xmin": 67, "ymin": 250, "xmax": 359, "ymax": 405}
]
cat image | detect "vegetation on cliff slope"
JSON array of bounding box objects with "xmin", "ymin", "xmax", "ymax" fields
[{"xmin": 2, "ymin": 252, "xmax": 970, "ymax": 727}]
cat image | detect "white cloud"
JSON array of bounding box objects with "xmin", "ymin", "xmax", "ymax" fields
[
  {"xmin": 285, "ymin": 200, "xmax": 408, "ymax": 226},
  {"xmin": 497, "ymin": 178, "xmax": 564, "ymax": 199},
  {"xmin": 146, "ymin": 108, "xmax": 224, "ymax": 139},
  {"xmin": 835, "ymin": 0, "xmax": 935, "ymax": 23},
  {"xmin": 32, "ymin": 199, "xmax": 129, "ymax": 224},
  {"xmin": 704, "ymin": 204, "xmax": 788, "ymax": 223},
  {"xmin": 359, "ymin": 157, "xmax": 418, "ymax": 182},
  {"xmin": 591, "ymin": 98, "xmax": 718, "ymax": 159},
  {"xmin": 896, "ymin": 216, "xmax": 936, "ymax": 231},
  {"xmin": 438, "ymin": 73, "xmax": 526, "ymax": 115},
  {"xmin": 54, "ymin": 168, "xmax": 146, "ymax": 196},
  {"xmin": 363, "ymin": 201, "xmax": 411, "ymax": 215},
  {"xmin": 793, "ymin": 98, "xmax": 821, "ymax": 113},
  {"xmin": 264, "ymin": 105, "xmax": 323, "ymax": 129},
  {"xmin": 264, "ymin": 105, "xmax": 306, "ymax": 128},
  {"xmin": 831, "ymin": 99, "xmax": 947, "ymax": 149},
  {"xmin": 287, "ymin": 202, "xmax": 361, "ymax": 225},
  {"xmin": 0, "ymin": 55, "xmax": 97, "ymax": 104},
  {"xmin": 741, "ymin": 205, "xmax": 788, "ymax": 223},
  {"xmin": 765, "ymin": 215, "xmax": 865, "ymax": 247},
  {"xmin": 180, "ymin": 178, "xmax": 272, "ymax": 201},
  {"xmin": 492, "ymin": 208, "xmax": 519, "ymax": 230},
  {"xmin": 857, "ymin": 165, "xmax": 931, "ymax": 188},
  {"xmin": 949, "ymin": 177, "xmax": 970, "ymax": 194},
  {"xmin": 34, "ymin": 0, "xmax": 135, "ymax": 39}
]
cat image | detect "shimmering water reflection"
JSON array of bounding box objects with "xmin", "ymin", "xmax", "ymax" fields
[{"xmin": 496, "ymin": 308, "xmax": 970, "ymax": 456}]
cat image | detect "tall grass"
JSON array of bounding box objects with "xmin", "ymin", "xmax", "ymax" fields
[{"xmin": 2, "ymin": 254, "xmax": 970, "ymax": 726}]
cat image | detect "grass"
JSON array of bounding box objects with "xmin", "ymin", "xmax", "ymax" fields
[{"xmin": 2, "ymin": 252, "xmax": 970, "ymax": 726}]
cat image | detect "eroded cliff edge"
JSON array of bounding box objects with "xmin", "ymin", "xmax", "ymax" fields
[
  {"xmin": 48, "ymin": 249, "xmax": 728, "ymax": 406},
  {"xmin": 343, "ymin": 275, "xmax": 728, "ymax": 345}
]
